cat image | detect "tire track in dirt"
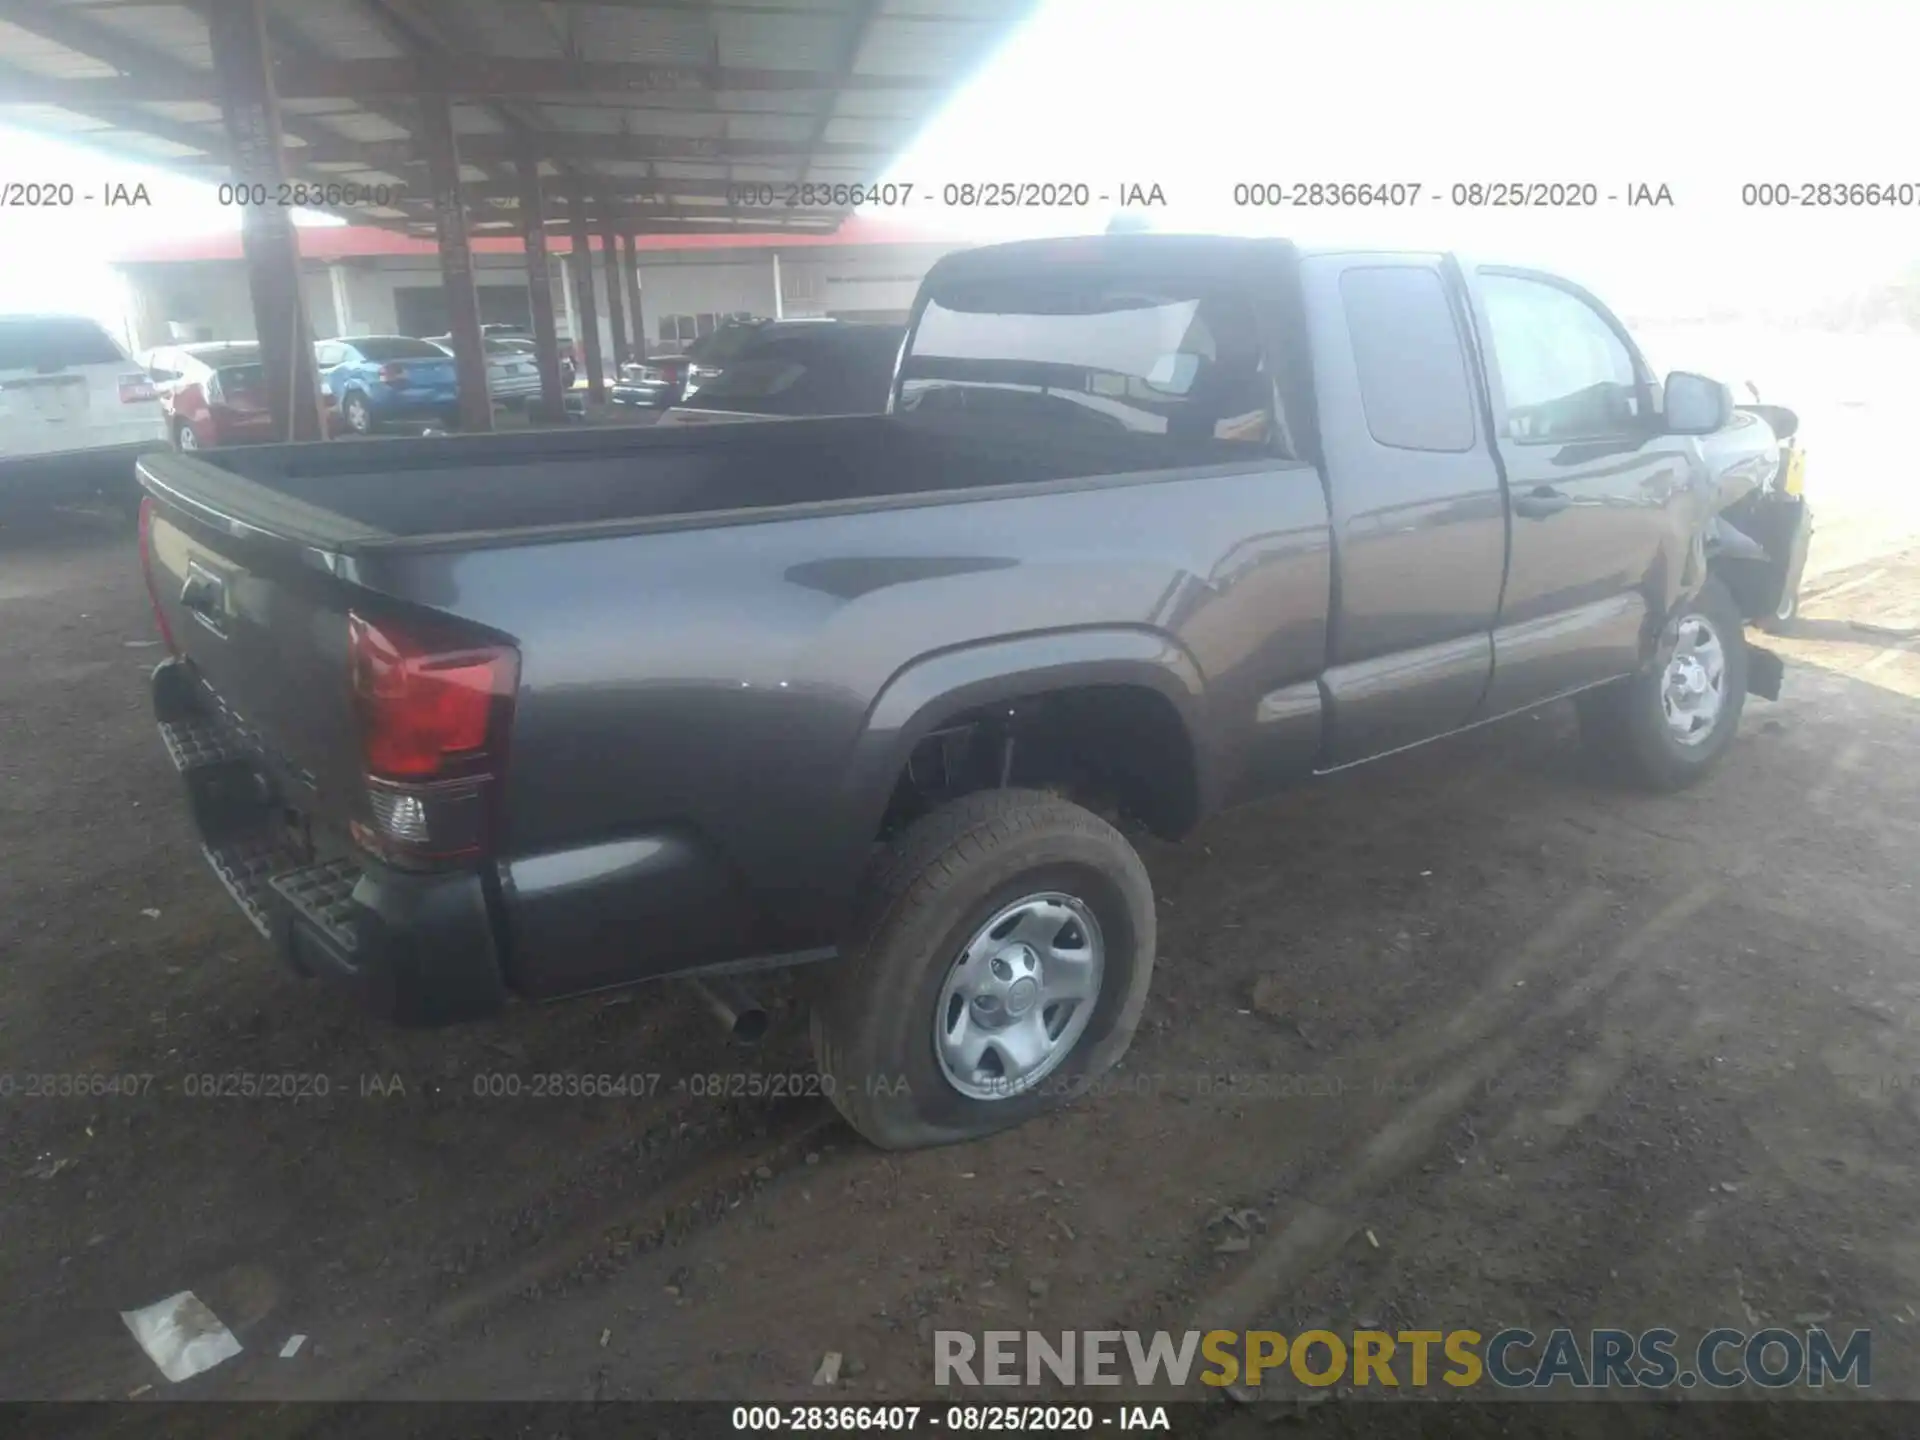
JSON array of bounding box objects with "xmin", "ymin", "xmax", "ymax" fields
[
  {"xmin": 241, "ymin": 1100, "xmax": 841, "ymax": 1404},
  {"xmin": 1186, "ymin": 878, "xmax": 1722, "ymax": 1332}
]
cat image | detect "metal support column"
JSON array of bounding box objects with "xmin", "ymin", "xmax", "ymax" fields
[
  {"xmin": 417, "ymin": 91, "xmax": 492, "ymax": 433},
  {"xmin": 567, "ymin": 190, "xmax": 606, "ymax": 403},
  {"xmin": 206, "ymin": 0, "xmax": 325, "ymax": 443},
  {"xmin": 621, "ymin": 231, "xmax": 647, "ymax": 362},
  {"xmin": 516, "ymin": 153, "xmax": 565, "ymax": 422},
  {"xmin": 599, "ymin": 207, "xmax": 630, "ymax": 372}
]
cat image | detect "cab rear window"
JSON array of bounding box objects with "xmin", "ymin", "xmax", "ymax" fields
[
  {"xmin": 900, "ymin": 279, "xmax": 1272, "ymax": 446},
  {"xmin": 0, "ymin": 316, "xmax": 127, "ymax": 371}
]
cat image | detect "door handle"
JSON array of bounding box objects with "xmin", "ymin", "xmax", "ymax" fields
[{"xmin": 1513, "ymin": 486, "xmax": 1571, "ymax": 519}]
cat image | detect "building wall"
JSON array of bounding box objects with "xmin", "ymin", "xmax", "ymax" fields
[{"xmin": 117, "ymin": 239, "xmax": 971, "ymax": 360}]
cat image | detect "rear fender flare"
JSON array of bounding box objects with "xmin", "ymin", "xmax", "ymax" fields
[{"xmin": 825, "ymin": 628, "xmax": 1212, "ymax": 884}]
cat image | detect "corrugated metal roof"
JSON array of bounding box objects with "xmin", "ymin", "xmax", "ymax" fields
[{"xmin": 1, "ymin": 0, "xmax": 1037, "ymax": 236}]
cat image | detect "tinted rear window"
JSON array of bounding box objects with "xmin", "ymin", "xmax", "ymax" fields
[
  {"xmin": 689, "ymin": 355, "xmax": 810, "ymax": 405},
  {"xmin": 0, "ymin": 316, "xmax": 126, "ymax": 371},
  {"xmin": 901, "ymin": 280, "xmax": 1273, "ymax": 446},
  {"xmin": 690, "ymin": 331, "xmax": 899, "ymax": 413},
  {"xmin": 217, "ymin": 363, "xmax": 266, "ymax": 392},
  {"xmin": 1339, "ymin": 266, "xmax": 1477, "ymax": 452},
  {"xmin": 354, "ymin": 338, "xmax": 451, "ymax": 361},
  {"xmin": 687, "ymin": 325, "xmax": 765, "ymax": 365}
]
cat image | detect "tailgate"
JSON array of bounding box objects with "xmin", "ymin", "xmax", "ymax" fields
[
  {"xmin": 398, "ymin": 357, "xmax": 457, "ymax": 389},
  {"xmin": 139, "ymin": 456, "xmax": 378, "ymax": 833}
]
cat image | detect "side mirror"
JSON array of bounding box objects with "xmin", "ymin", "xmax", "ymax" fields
[{"xmin": 1664, "ymin": 371, "xmax": 1732, "ymax": 436}]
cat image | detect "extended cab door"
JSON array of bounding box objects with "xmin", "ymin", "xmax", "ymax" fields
[
  {"xmin": 1465, "ymin": 267, "xmax": 1700, "ymax": 715},
  {"xmin": 1299, "ymin": 254, "xmax": 1506, "ymax": 767}
]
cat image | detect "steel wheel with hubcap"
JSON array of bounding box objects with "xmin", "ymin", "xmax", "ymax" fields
[
  {"xmin": 345, "ymin": 394, "xmax": 372, "ymax": 433},
  {"xmin": 175, "ymin": 422, "xmax": 200, "ymax": 452},
  {"xmin": 1578, "ymin": 575, "xmax": 1749, "ymax": 791},
  {"xmin": 811, "ymin": 788, "xmax": 1156, "ymax": 1150},
  {"xmin": 1659, "ymin": 614, "xmax": 1726, "ymax": 747},
  {"xmin": 934, "ymin": 892, "xmax": 1105, "ymax": 1100}
]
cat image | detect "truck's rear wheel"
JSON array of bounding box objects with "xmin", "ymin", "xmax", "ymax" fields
[
  {"xmin": 811, "ymin": 789, "xmax": 1155, "ymax": 1150},
  {"xmin": 1577, "ymin": 576, "xmax": 1749, "ymax": 791}
]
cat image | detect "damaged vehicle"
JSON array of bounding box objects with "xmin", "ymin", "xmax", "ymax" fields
[{"xmin": 134, "ymin": 234, "xmax": 1802, "ymax": 1150}]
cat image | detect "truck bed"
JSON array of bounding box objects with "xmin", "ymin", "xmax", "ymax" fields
[
  {"xmin": 175, "ymin": 414, "xmax": 1238, "ymax": 544},
  {"xmin": 137, "ymin": 404, "xmax": 1327, "ymax": 1013}
]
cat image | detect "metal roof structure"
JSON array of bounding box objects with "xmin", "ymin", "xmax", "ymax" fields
[
  {"xmin": 107, "ymin": 212, "xmax": 959, "ymax": 261},
  {"xmin": 0, "ymin": 0, "xmax": 1036, "ymax": 236}
]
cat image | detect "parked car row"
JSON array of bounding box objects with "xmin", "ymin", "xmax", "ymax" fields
[{"xmin": 137, "ymin": 320, "xmax": 903, "ymax": 453}]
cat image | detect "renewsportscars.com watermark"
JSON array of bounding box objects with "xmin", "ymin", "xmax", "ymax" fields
[{"xmin": 935, "ymin": 1327, "xmax": 1871, "ymax": 1391}]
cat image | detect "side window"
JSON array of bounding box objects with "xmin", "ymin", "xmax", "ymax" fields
[
  {"xmin": 1339, "ymin": 266, "xmax": 1476, "ymax": 453},
  {"xmin": 1478, "ymin": 273, "xmax": 1644, "ymax": 443}
]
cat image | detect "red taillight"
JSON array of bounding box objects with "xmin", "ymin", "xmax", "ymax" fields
[
  {"xmin": 347, "ymin": 612, "xmax": 517, "ymax": 781},
  {"xmin": 119, "ymin": 372, "xmax": 157, "ymax": 403},
  {"xmin": 137, "ymin": 497, "xmax": 178, "ymax": 654},
  {"xmin": 378, "ymin": 362, "xmax": 408, "ymax": 385}
]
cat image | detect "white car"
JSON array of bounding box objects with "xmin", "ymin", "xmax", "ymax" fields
[
  {"xmin": 0, "ymin": 313, "xmax": 166, "ymax": 511},
  {"xmin": 426, "ymin": 334, "xmax": 546, "ymax": 406}
]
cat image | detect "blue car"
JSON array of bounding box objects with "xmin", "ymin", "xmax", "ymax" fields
[{"xmin": 314, "ymin": 335, "xmax": 461, "ymax": 435}]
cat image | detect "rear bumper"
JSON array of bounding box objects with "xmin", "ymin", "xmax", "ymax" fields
[
  {"xmin": 375, "ymin": 394, "xmax": 460, "ymax": 418},
  {"xmin": 151, "ymin": 658, "xmax": 506, "ymax": 1026},
  {"xmin": 0, "ymin": 440, "xmax": 163, "ymax": 505},
  {"xmin": 204, "ymin": 414, "xmax": 277, "ymax": 446},
  {"xmin": 609, "ymin": 381, "xmax": 680, "ymax": 407}
]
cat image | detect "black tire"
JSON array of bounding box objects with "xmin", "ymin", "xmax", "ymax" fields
[
  {"xmin": 174, "ymin": 420, "xmax": 201, "ymax": 452},
  {"xmin": 810, "ymin": 789, "xmax": 1156, "ymax": 1150},
  {"xmin": 343, "ymin": 393, "xmax": 372, "ymax": 434},
  {"xmin": 1577, "ymin": 576, "xmax": 1749, "ymax": 791}
]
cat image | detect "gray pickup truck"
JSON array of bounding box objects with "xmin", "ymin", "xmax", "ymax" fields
[{"xmin": 136, "ymin": 234, "xmax": 1807, "ymax": 1149}]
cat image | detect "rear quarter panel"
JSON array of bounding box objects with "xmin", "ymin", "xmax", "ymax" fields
[{"xmin": 351, "ymin": 464, "xmax": 1330, "ymax": 959}]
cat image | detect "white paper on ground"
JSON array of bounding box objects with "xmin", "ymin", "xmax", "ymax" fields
[{"xmin": 120, "ymin": 1291, "xmax": 243, "ymax": 1382}]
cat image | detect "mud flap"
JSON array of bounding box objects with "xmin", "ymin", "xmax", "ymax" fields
[{"xmin": 1747, "ymin": 643, "xmax": 1784, "ymax": 702}]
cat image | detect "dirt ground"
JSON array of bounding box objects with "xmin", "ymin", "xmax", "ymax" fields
[{"xmin": 2, "ymin": 501, "xmax": 1918, "ymax": 1416}]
